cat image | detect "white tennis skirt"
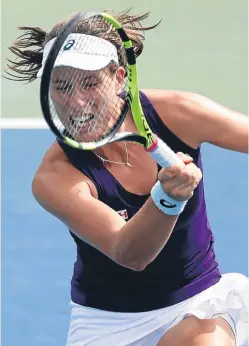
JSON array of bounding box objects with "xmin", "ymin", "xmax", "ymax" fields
[{"xmin": 66, "ymin": 273, "xmax": 249, "ymax": 346}]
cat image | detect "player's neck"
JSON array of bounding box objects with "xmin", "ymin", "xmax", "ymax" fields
[
  {"xmin": 93, "ymin": 112, "xmax": 138, "ymax": 162},
  {"xmin": 93, "ymin": 141, "xmax": 129, "ymax": 163}
]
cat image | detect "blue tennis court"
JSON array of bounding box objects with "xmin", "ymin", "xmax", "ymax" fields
[{"xmin": 2, "ymin": 129, "xmax": 248, "ymax": 346}]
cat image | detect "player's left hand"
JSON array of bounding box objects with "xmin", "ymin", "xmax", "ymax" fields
[{"xmin": 157, "ymin": 152, "xmax": 202, "ymax": 201}]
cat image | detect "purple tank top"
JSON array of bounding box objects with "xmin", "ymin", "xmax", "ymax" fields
[{"xmin": 58, "ymin": 90, "xmax": 221, "ymax": 312}]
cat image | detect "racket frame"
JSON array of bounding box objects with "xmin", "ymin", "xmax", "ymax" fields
[{"xmin": 40, "ymin": 11, "xmax": 155, "ymax": 150}]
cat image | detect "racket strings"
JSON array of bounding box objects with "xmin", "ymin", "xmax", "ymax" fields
[{"xmin": 48, "ymin": 17, "xmax": 129, "ymax": 143}]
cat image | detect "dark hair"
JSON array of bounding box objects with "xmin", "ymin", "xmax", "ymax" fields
[{"xmin": 4, "ymin": 9, "xmax": 161, "ymax": 83}]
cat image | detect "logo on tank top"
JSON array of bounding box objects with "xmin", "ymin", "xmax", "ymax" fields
[{"xmin": 117, "ymin": 209, "xmax": 128, "ymax": 219}]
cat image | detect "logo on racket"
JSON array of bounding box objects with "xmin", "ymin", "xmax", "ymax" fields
[
  {"xmin": 63, "ymin": 39, "xmax": 75, "ymax": 51},
  {"xmin": 142, "ymin": 118, "xmax": 153, "ymax": 147},
  {"xmin": 126, "ymin": 90, "xmax": 133, "ymax": 104},
  {"xmin": 160, "ymin": 199, "xmax": 176, "ymax": 209}
]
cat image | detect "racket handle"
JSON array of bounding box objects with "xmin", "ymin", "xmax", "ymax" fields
[{"xmin": 147, "ymin": 137, "xmax": 185, "ymax": 168}]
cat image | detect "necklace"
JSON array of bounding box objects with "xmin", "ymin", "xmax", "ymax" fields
[{"xmin": 93, "ymin": 142, "xmax": 133, "ymax": 167}]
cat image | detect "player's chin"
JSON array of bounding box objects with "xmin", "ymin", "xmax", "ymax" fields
[{"xmin": 75, "ymin": 131, "xmax": 100, "ymax": 143}]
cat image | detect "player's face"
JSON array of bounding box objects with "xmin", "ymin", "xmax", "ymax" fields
[{"xmin": 50, "ymin": 65, "xmax": 125, "ymax": 142}]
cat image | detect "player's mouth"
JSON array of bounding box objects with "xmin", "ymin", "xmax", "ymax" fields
[{"xmin": 70, "ymin": 114, "xmax": 95, "ymax": 131}]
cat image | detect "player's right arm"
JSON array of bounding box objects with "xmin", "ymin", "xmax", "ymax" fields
[{"xmin": 32, "ymin": 142, "xmax": 201, "ymax": 271}]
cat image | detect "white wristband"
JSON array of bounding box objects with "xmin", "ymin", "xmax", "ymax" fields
[{"xmin": 151, "ymin": 181, "xmax": 187, "ymax": 216}]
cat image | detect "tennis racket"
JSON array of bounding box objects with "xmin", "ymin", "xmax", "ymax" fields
[{"xmin": 40, "ymin": 11, "xmax": 184, "ymax": 168}]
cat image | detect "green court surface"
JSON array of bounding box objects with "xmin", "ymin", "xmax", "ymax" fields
[{"xmin": 2, "ymin": 1, "xmax": 247, "ymax": 119}]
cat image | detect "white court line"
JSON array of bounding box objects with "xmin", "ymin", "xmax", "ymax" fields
[{"xmin": 0, "ymin": 118, "xmax": 48, "ymax": 129}]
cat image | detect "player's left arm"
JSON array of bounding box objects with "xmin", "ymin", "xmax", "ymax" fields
[{"xmin": 143, "ymin": 89, "xmax": 248, "ymax": 153}]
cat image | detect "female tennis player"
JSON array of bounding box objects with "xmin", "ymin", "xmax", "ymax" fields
[{"xmin": 6, "ymin": 9, "xmax": 248, "ymax": 346}]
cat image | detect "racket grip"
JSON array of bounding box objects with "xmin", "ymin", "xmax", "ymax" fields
[{"xmin": 147, "ymin": 137, "xmax": 185, "ymax": 168}]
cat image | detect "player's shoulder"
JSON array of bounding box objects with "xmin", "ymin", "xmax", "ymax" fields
[
  {"xmin": 41, "ymin": 141, "xmax": 68, "ymax": 164},
  {"xmin": 140, "ymin": 89, "xmax": 210, "ymax": 122},
  {"xmin": 140, "ymin": 89, "xmax": 204, "ymax": 149},
  {"xmin": 33, "ymin": 141, "xmax": 98, "ymax": 198},
  {"xmin": 140, "ymin": 88, "xmax": 197, "ymax": 108}
]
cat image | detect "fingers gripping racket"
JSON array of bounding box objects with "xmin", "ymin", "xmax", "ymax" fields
[{"xmin": 40, "ymin": 11, "xmax": 184, "ymax": 168}]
